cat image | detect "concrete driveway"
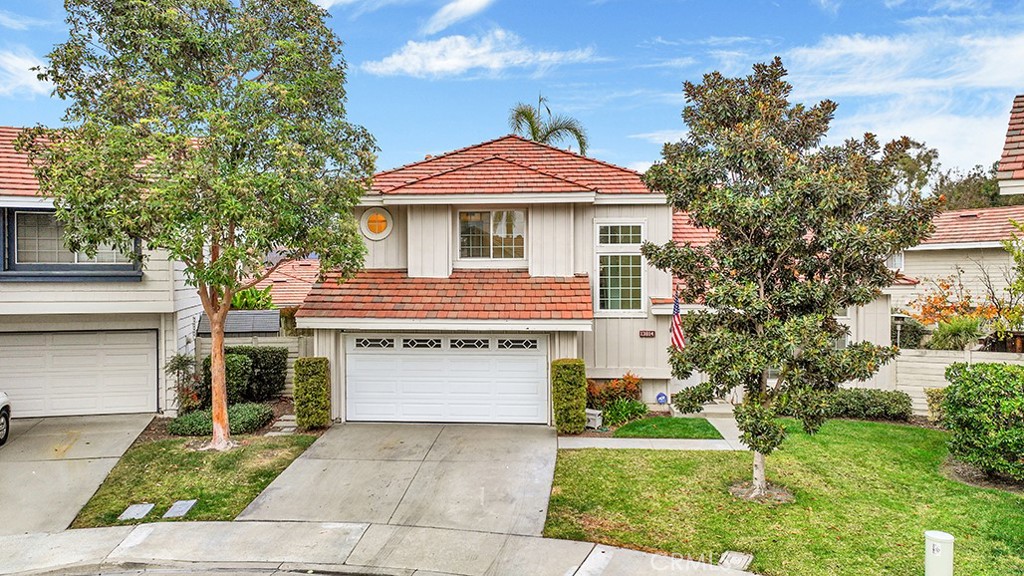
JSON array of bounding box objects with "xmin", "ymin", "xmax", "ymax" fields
[
  {"xmin": 0, "ymin": 414, "xmax": 152, "ymax": 535},
  {"xmin": 238, "ymin": 423, "xmax": 556, "ymax": 536}
]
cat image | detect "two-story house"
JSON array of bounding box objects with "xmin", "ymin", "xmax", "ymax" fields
[{"xmin": 0, "ymin": 127, "xmax": 203, "ymax": 418}]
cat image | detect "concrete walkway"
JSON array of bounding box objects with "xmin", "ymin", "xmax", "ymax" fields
[
  {"xmin": 1, "ymin": 520, "xmax": 755, "ymax": 576},
  {"xmin": 559, "ymin": 407, "xmax": 747, "ymax": 451}
]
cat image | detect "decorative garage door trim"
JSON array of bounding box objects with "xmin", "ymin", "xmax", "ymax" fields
[
  {"xmin": 0, "ymin": 330, "xmax": 159, "ymax": 418},
  {"xmin": 345, "ymin": 334, "xmax": 549, "ymax": 424}
]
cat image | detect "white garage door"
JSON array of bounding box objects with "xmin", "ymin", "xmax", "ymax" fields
[
  {"xmin": 346, "ymin": 334, "xmax": 549, "ymax": 424},
  {"xmin": 0, "ymin": 331, "xmax": 158, "ymax": 417}
]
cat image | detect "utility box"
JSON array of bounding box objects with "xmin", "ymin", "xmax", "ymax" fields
[
  {"xmin": 585, "ymin": 409, "xmax": 602, "ymax": 429},
  {"xmin": 925, "ymin": 531, "xmax": 954, "ymax": 576}
]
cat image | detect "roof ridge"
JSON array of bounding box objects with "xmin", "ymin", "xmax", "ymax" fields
[
  {"xmin": 500, "ymin": 133, "xmax": 647, "ymax": 179},
  {"xmin": 372, "ymin": 134, "xmax": 523, "ymax": 190},
  {"xmin": 382, "ymin": 154, "xmax": 598, "ymax": 194}
]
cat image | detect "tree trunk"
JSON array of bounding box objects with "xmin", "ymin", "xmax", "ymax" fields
[
  {"xmin": 751, "ymin": 451, "xmax": 768, "ymax": 497},
  {"xmin": 208, "ymin": 308, "xmax": 233, "ymax": 451}
]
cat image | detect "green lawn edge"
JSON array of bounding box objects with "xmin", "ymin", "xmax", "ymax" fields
[{"xmin": 613, "ymin": 416, "xmax": 723, "ymax": 439}]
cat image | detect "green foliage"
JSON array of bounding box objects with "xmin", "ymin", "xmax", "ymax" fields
[
  {"xmin": 925, "ymin": 388, "xmax": 947, "ymax": 425},
  {"xmin": 167, "ymin": 402, "xmax": 274, "ymax": 436},
  {"xmin": 934, "ymin": 162, "xmax": 1024, "ymax": 211},
  {"xmin": 509, "ymin": 94, "xmax": 588, "ymax": 155},
  {"xmin": 672, "ymin": 383, "xmax": 714, "ymax": 414},
  {"xmin": 165, "ymin": 353, "xmax": 201, "ymax": 414},
  {"xmin": 779, "ymin": 387, "xmax": 912, "ymax": 422},
  {"xmin": 641, "ymin": 58, "xmax": 940, "ymax": 467},
  {"xmin": 224, "ymin": 346, "xmax": 289, "ymax": 402},
  {"xmin": 294, "ymin": 357, "xmax": 331, "ymax": 430},
  {"xmin": 892, "ymin": 317, "xmax": 927, "ymax": 348},
  {"xmin": 926, "ymin": 315, "xmax": 985, "ymax": 350},
  {"xmin": 552, "ymin": 359, "xmax": 588, "ymax": 434},
  {"xmin": 230, "ymin": 286, "xmax": 275, "ymax": 310},
  {"xmin": 200, "ymin": 354, "xmax": 252, "ymax": 407},
  {"xmin": 943, "ymin": 362, "xmax": 1024, "ymax": 481},
  {"xmin": 601, "ymin": 398, "xmax": 649, "ymax": 427},
  {"xmin": 586, "ymin": 372, "xmax": 642, "ymax": 409}
]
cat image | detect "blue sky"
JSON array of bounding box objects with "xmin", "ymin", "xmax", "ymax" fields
[{"xmin": 1, "ymin": 0, "xmax": 1022, "ymax": 175}]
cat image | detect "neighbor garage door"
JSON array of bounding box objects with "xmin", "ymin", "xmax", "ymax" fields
[
  {"xmin": 0, "ymin": 331, "xmax": 158, "ymax": 417},
  {"xmin": 346, "ymin": 334, "xmax": 549, "ymax": 424}
]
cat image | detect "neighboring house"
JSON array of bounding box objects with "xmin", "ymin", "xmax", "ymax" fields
[
  {"xmin": 0, "ymin": 126, "xmax": 203, "ymax": 418},
  {"xmin": 998, "ymin": 94, "xmax": 1024, "ymax": 195},
  {"xmin": 253, "ymin": 258, "xmax": 320, "ymax": 308},
  {"xmin": 891, "ymin": 205, "xmax": 1022, "ymax": 312},
  {"xmin": 295, "ymin": 135, "xmax": 895, "ymax": 423}
]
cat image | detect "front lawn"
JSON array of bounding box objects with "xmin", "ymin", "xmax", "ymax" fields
[
  {"xmin": 613, "ymin": 416, "xmax": 722, "ymax": 439},
  {"xmin": 73, "ymin": 434, "xmax": 314, "ymax": 528},
  {"xmin": 545, "ymin": 419, "xmax": 1024, "ymax": 576}
]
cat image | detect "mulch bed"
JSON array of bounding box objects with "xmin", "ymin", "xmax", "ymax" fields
[
  {"xmin": 943, "ymin": 458, "xmax": 1024, "ymax": 494},
  {"xmin": 132, "ymin": 397, "xmax": 297, "ymax": 447}
]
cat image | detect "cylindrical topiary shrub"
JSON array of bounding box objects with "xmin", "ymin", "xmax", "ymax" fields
[
  {"xmin": 944, "ymin": 362, "xmax": 1024, "ymax": 482},
  {"xmin": 200, "ymin": 353, "xmax": 252, "ymax": 407},
  {"xmin": 552, "ymin": 358, "xmax": 587, "ymax": 434},
  {"xmin": 294, "ymin": 357, "xmax": 331, "ymax": 429}
]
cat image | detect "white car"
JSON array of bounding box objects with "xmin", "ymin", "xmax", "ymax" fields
[{"xmin": 0, "ymin": 391, "xmax": 9, "ymax": 446}]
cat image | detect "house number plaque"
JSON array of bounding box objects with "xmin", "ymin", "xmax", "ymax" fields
[{"xmin": 639, "ymin": 330, "xmax": 656, "ymax": 338}]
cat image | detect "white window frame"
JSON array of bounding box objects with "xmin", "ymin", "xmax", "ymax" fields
[
  {"xmin": 453, "ymin": 208, "xmax": 528, "ymax": 269},
  {"xmin": 360, "ymin": 207, "xmax": 394, "ymax": 241},
  {"xmin": 886, "ymin": 251, "xmax": 905, "ymax": 271},
  {"xmin": 593, "ymin": 218, "xmax": 647, "ymax": 318}
]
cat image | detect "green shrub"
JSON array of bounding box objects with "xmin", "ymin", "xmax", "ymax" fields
[
  {"xmin": 925, "ymin": 388, "xmax": 947, "ymax": 425},
  {"xmin": 602, "ymin": 398, "xmax": 648, "ymax": 426},
  {"xmin": 944, "ymin": 362, "xmax": 1024, "ymax": 482},
  {"xmin": 200, "ymin": 353, "xmax": 252, "ymax": 407},
  {"xmin": 230, "ymin": 286, "xmax": 275, "ymax": 310},
  {"xmin": 673, "ymin": 383, "xmax": 713, "ymax": 414},
  {"xmin": 926, "ymin": 315, "xmax": 985, "ymax": 350},
  {"xmin": 165, "ymin": 353, "xmax": 201, "ymax": 414},
  {"xmin": 586, "ymin": 372, "xmax": 642, "ymax": 409},
  {"xmin": 552, "ymin": 359, "xmax": 587, "ymax": 434},
  {"xmin": 777, "ymin": 388, "xmax": 912, "ymax": 422},
  {"xmin": 892, "ymin": 317, "xmax": 927, "ymax": 349},
  {"xmin": 224, "ymin": 346, "xmax": 289, "ymax": 401},
  {"xmin": 294, "ymin": 357, "xmax": 331, "ymax": 429},
  {"xmin": 166, "ymin": 402, "xmax": 274, "ymax": 436}
]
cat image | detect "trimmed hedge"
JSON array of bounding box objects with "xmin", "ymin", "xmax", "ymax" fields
[
  {"xmin": 778, "ymin": 388, "xmax": 912, "ymax": 422},
  {"xmin": 944, "ymin": 362, "xmax": 1024, "ymax": 482},
  {"xmin": 552, "ymin": 358, "xmax": 587, "ymax": 434},
  {"xmin": 294, "ymin": 357, "xmax": 331, "ymax": 429},
  {"xmin": 166, "ymin": 402, "xmax": 274, "ymax": 436},
  {"xmin": 224, "ymin": 346, "xmax": 289, "ymax": 401},
  {"xmin": 200, "ymin": 354, "xmax": 252, "ymax": 407}
]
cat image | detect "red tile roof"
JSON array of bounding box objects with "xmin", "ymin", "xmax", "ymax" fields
[
  {"xmin": 0, "ymin": 126, "xmax": 38, "ymax": 196},
  {"xmin": 386, "ymin": 156, "xmax": 596, "ymax": 195},
  {"xmin": 998, "ymin": 95, "xmax": 1024, "ymax": 181},
  {"xmin": 673, "ymin": 211, "xmax": 716, "ymax": 247},
  {"xmin": 373, "ymin": 134, "xmax": 649, "ymax": 195},
  {"xmin": 297, "ymin": 269, "xmax": 593, "ymax": 320},
  {"xmin": 922, "ymin": 204, "xmax": 1024, "ymax": 246},
  {"xmin": 253, "ymin": 259, "xmax": 321, "ymax": 308}
]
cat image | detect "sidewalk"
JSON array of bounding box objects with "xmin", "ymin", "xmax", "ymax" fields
[
  {"xmin": 558, "ymin": 404, "xmax": 747, "ymax": 451},
  {"xmin": 2, "ymin": 520, "xmax": 755, "ymax": 576}
]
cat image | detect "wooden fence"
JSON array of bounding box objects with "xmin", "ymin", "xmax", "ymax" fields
[
  {"xmin": 195, "ymin": 335, "xmax": 312, "ymax": 395},
  {"xmin": 893, "ymin": 349, "xmax": 1024, "ymax": 415}
]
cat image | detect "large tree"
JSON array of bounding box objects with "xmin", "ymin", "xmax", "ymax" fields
[
  {"xmin": 508, "ymin": 94, "xmax": 589, "ymax": 155},
  {"xmin": 19, "ymin": 0, "xmax": 375, "ymax": 450},
  {"xmin": 643, "ymin": 58, "xmax": 940, "ymax": 498}
]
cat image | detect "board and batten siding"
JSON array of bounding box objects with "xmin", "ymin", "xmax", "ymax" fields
[
  {"xmin": 172, "ymin": 259, "xmax": 203, "ymax": 355},
  {"xmin": 358, "ymin": 206, "xmax": 408, "ymax": 270},
  {"xmin": 529, "ymin": 204, "xmax": 574, "ymax": 277},
  {"xmin": 895, "ymin": 247, "xmax": 1013, "ymax": 310},
  {"xmin": 407, "ymin": 205, "xmax": 452, "ymax": 278}
]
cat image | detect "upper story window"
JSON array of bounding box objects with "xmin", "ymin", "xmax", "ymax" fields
[
  {"xmin": 1, "ymin": 209, "xmax": 140, "ymax": 281},
  {"xmin": 595, "ymin": 220, "xmax": 646, "ymax": 316},
  {"xmin": 886, "ymin": 251, "xmax": 905, "ymax": 270},
  {"xmin": 458, "ymin": 210, "xmax": 526, "ymax": 260}
]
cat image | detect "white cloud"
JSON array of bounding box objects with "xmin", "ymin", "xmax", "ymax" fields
[
  {"xmin": 362, "ymin": 28, "xmax": 596, "ymax": 78},
  {"xmin": 639, "ymin": 56, "xmax": 697, "ymax": 69},
  {"xmin": 626, "ymin": 160, "xmax": 654, "ymax": 173},
  {"xmin": 628, "ymin": 129, "xmax": 688, "ymax": 144},
  {"xmin": 0, "ymin": 9, "xmax": 49, "ymax": 30},
  {"xmin": 422, "ymin": 0, "xmax": 494, "ymax": 35},
  {"xmin": 314, "ymin": 0, "xmax": 409, "ymax": 15},
  {"xmin": 0, "ymin": 48, "xmax": 50, "ymax": 97},
  {"xmin": 814, "ymin": 0, "xmax": 842, "ymax": 13}
]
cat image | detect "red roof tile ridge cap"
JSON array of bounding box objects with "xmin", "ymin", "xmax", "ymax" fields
[
  {"xmin": 381, "ymin": 153, "xmax": 599, "ymax": 194},
  {"xmin": 505, "ymin": 133, "xmax": 650, "ymax": 180},
  {"xmin": 371, "ymin": 134, "xmax": 524, "ymax": 189},
  {"xmin": 941, "ymin": 204, "xmax": 1024, "ymax": 217}
]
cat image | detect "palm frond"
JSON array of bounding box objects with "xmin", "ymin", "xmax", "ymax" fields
[
  {"xmin": 508, "ymin": 103, "xmax": 544, "ymax": 141},
  {"xmin": 541, "ymin": 114, "xmax": 589, "ymax": 156}
]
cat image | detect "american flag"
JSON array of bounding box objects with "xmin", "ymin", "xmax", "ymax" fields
[{"xmin": 671, "ymin": 294, "xmax": 686, "ymax": 350}]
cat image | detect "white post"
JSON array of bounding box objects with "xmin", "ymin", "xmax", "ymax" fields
[{"xmin": 925, "ymin": 531, "xmax": 954, "ymax": 576}]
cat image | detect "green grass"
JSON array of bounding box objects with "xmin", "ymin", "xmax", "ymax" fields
[
  {"xmin": 72, "ymin": 434, "xmax": 315, "ymax": 528},
  {"xmin": 613, "ymin": 417, "xmax": 723, "ymax": 439},
  {"xmin": 545, "ymin": 419, "xmax": 1024, "ymax": 576}
]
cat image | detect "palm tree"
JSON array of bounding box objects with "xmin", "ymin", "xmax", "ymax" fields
[{"xmin": 508, "ymin": 94, "xmax": 589, "ymax": 156}]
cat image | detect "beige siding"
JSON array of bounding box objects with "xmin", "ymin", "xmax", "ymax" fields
[
  {"xmin": 843, "ymin": 295, "xmax": 894, "ymax": 389},
  {"xmin": 0, "ymin": 249, "xmax": 178, "ymax": 315},
  {"xmin": 550, "ymin": 331, "xmax": 579, "ymax": 361},
  {"xmin": 358, "ymin": 206, "xmax": 408, "ymax": 269},
  {"xmin": 529, "ymin": 204, "xmax": 574, "ymax": 276},
  {"xmin": 896, "ymin": 247, "xmax": 1013, "ymax": 310},
  {"xmin": 584, "ymin": 315, "xmax": 672, "ymax": 380},
  {"xmin": 195, "ymin": 335, "xmax": 312, "ymax": 395},
  {"xmin": 172, "ymin": 260, "xmax": 203, "ymax": 355},
  {"xmin": 407, "ymin": 205, "xmax": 452, "ymax": 278},
  {"xmin": 313, "ymin": 330, "xmax": 344, "ymax": 421}
]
